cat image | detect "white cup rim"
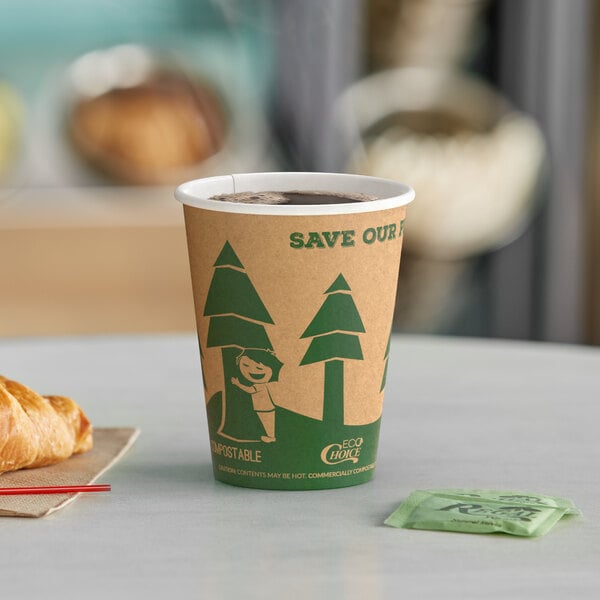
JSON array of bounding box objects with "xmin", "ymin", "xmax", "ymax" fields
[{"xmin": 175, "ymin": 172, "xmax": 415, "ymax": 215}]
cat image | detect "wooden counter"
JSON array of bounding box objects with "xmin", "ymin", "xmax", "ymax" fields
[{"xmin": 0, "ymin": 186, "xmax": 196, "ymax": 336}]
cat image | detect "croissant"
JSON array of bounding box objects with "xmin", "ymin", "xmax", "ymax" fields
[{"xmin": 0, "ymin": 376, "xmax": 93, "ymax": 474}]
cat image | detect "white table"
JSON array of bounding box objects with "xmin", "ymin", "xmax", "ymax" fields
[{"xmin": 1, "ymin": 334, "xmax": 599, "ymax": 599}]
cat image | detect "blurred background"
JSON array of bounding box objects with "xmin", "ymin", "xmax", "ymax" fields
[{"xmin": 0, "ymin": 0, "xmax": 598, "ymax": 345}]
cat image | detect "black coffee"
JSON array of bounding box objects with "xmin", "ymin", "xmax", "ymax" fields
[{"xmin": 210, "ymin": 190, "xmax": 376, "ymax": 205}]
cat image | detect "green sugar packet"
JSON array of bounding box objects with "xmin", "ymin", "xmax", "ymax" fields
[{"xmin": 384, "ymin": 489, "xmax": 580, "ymax": 537}]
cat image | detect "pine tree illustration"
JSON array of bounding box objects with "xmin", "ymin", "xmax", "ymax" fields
[
  {"xmin": 204, "ymin": 241, "xmax": 274, "ymax": 441},
  {"xmin": 300, "ymin": 274, "xmax": 365, "ymax": 425},
  {"xmin": 380, "ymin": 329, "xmax": 391, "ymax": 392}
]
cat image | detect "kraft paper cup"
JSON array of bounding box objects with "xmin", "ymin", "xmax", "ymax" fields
[{"xmin": 176, "ymin": 172, "xmax": 414, "ymax": 489}]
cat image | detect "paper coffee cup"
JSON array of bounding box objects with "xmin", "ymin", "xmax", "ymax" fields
[{"xmin": 176, "ymin": 172, "xmax": 414, "ymax": 489}]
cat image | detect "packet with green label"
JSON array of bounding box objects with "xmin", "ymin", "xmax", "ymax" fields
[{"xmin": 384, "ymin": 489, "xmax": 580, "ymax": 537}]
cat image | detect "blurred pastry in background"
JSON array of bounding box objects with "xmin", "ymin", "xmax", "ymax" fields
[
  {"xmin": 0, "ymin": 81, "xmax": 22, "ymax": 179},
  {"xmin": 66, "ymin": 45, "xmax": 227, "ymax": 185}
]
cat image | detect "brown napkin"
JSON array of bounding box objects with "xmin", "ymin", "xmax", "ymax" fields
[{"xmin": 0, "ymin": 427, "xmax": 139, "ymax": 518}]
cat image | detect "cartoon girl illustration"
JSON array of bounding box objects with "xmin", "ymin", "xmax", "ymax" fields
[{"xmin": 231, "ymin": 348, "xmax": 283, "ymax": 443}]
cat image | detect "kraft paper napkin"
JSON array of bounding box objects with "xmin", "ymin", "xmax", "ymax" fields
[{"xmin": 0, "ymin": 427, "xmax": 139, "ymax": 518}]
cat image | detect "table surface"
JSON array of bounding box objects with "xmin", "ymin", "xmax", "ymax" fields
[{"xmin": 1, "ymin": 334, "xmax": 599, "ymax": 599}]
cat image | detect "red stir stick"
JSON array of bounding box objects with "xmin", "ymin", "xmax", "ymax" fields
[{"xmin": 0, "ymin": 484, "xmax": 111, "ymax": 495}]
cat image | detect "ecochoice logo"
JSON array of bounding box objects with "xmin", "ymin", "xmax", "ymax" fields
[{"xmin": 320, "ymin": 437, "xmax": 363, "ymax": 465}]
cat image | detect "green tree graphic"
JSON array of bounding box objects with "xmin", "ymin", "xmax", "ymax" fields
[
  {"xmin": 300, "ymin": 274, "xmax": 365, "ymax": 425},
  {"xmin": 204, "ymin": 241, "xmax": 274, "ymax": 441}
]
